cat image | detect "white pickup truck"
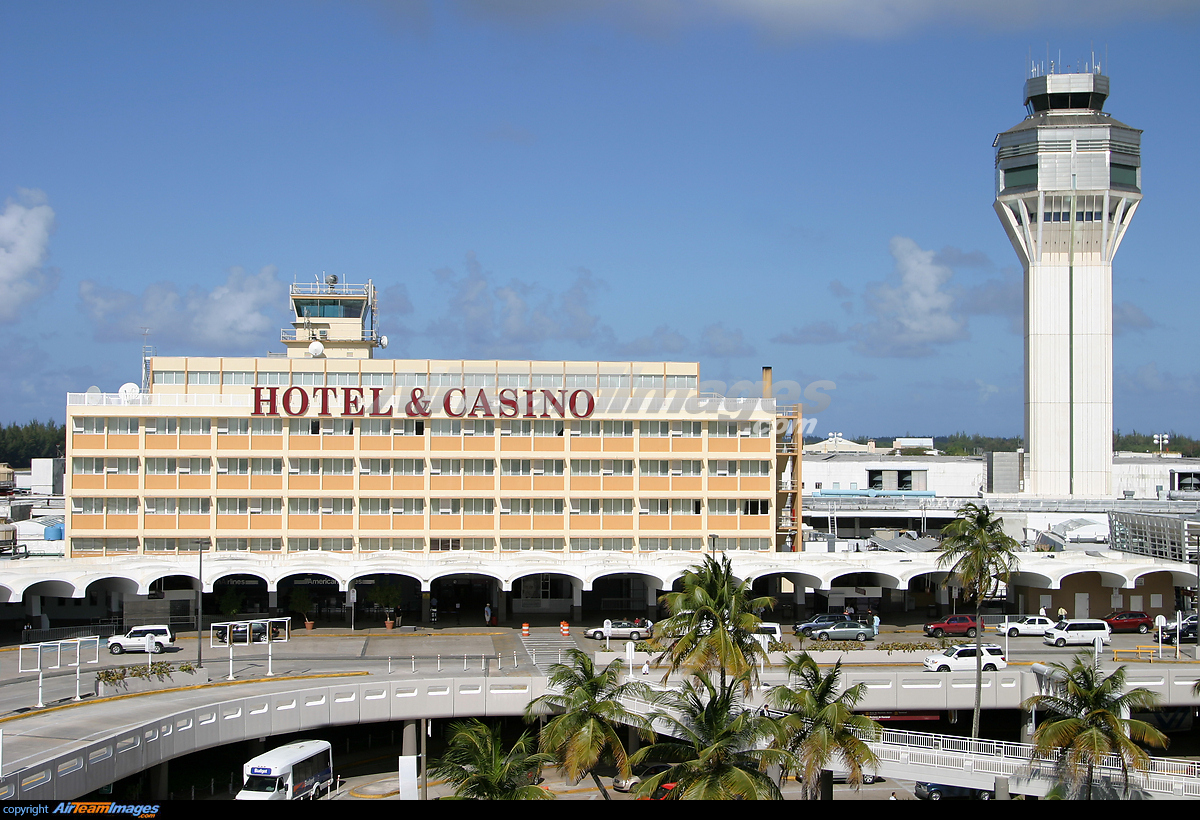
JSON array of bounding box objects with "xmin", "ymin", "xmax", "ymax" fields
[{"xmin": 107, "ymin": 625, "xmax": 175, "ymax": 655}]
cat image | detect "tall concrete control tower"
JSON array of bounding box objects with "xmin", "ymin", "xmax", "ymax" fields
[{"xmin": 994, "ymin": 68, "xmax": 1142, "ymax": 497}]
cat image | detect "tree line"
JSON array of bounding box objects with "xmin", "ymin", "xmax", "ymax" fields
[{"xmin": 0, "ymin": 420, "xmax": 66, "ymax": 468}]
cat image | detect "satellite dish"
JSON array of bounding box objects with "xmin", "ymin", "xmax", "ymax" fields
[
  {"xmin": 85, "ymin": 386, "xmax": 102, "ymax": 405},
  {"xmin": 308, "ymin": 341, "xmax": 325, "ymax": 358},
  {"xmin": 118, "ymin": 383, "xmax": 140, "ymax": 404},
  {"xmin": 379, "ymin": 335, "xmax": 388, "ymax": 349},
  {"xmin": 325, "ymin": 274, "xmax": 338, "ymax": 291}
]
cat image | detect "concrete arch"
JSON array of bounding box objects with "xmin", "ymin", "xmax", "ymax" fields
[
  {"xmin": 1009, "ymin": 570, "xmax": 1057, "ymax": 590},
  {"xmin": 208, "ymin": 568, "xmax": 275, "ymax": 594},
  {"xmin": 276, "ymin": 569, "xmax": 349, "ymax": 593},
  {"xmin": 901, "ymin": 569, "xmax": 952, "ymax": 592},
  {"xmin": 347, "ymin": 569, "xmax": 425, "ymax": 587},
  {"xmin": 1131, "ymin": 566, "xmax": 1198, "ymax": 588},
  {"xmin": 428, "ymin": 566, "xmax": 510, "ymax": 592},
  {"xmin": 825, "ymin": 569, "xmax": 904, "ymax": 591},
  {"xmin": 585, "ymin": 568, "xmax": 671, "ymax": 592},
  {"xmin": 8, "ymin": 577, "xmax": 83, "ymax": 599},
  {"xmin": 141, "ymin": 570, "xmax": 201, "ymax": 594},
  {"xmin": 0, "ymin": 584, "xmax": 15, "ymax": 603}
]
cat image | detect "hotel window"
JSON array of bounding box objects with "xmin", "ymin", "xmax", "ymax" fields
[
  {"xmin": 72, "ymin": 458, "xmax": 105, "ymax": 475},
  {"xmin": 359, "ymin": 498, "xmax": 390, "ymax": 515},
  {"xmin": 744, "ymin": 421, "xmax": 772, "ymax": 437},
  {"xmin": 463, "ymin": 372, "xmax": 495, "ymax": 388},
  {"xmin": 250, "ymin": 458, "xmax": 282, "ymax": 475},
  {"xmin": 252, "ymin": 498, "xmax": 282, "ymax": 514},
  {"xmin": 533, "ymin": 499, "xmax": 563, "ymax": 515},
  {"xmin": 462, "ymin": 498, "xmax": 494, "ymax": 515},
  {"xmin": 145, "ymin": 458, "xmax": 177, "ymax": 475},
  {"xmin": 463, "ymin": 419, "xmax": 494, "ymax": 436},
  {"xmin": 635, "ymin": 375, "xmax": 663, "ymax": 390},
  {"xmin": 533, "ymin": 420, "xmax": 564, "ymax": 437},
  {"xmin": 187, "ymin": 371, "xmax": 219, "ymax": 386},
  {"xmin": 361, "ymin": 372, "xmax": 392, "ymax": 387},
  {"xmin": 178, "ymin": 458, "xmax": 211, "ymax": 475},
  {"xmin": 672, "ymin": 421, "xmax": 703, "ymax": 437},
  {"xmin": 316, "ymin": 538, "xmax": 353, "ymax": 551},
  {"xmin": 178, "ymin": 418, "xmax": 211, "ymax": 435},
  {"xmin": 290, "ymin": 458, "xmax": 320, "ymax": 475},
  {"xmin": 217, "ymin": 418, "xmax": 249, "ymax": 435},
  {"xmin": 602, "ymin": 420, "xmax": 634, "ymax": 437},
  {"xmin": 742, "ymin": 499, "xmax": 770, "ymax": 515},
  {"xmin": 360, "ymin": 537, "xmax": 423, "ymax": 551},
  {"xmin": 665, "ymin": 375, "xmax": 697, "ymax": 390},
  {"xmin": 392, "ymin": 419, "xmax": 425, "ymax": 436},
  {"xmin": 571, "ymin": 460, "xmax": 602, "ymax": 476},
  {"xmin": 709, "ymin": 421, "xmax": 738, "ymax": 438},
  {"xmin": 501, "ymin": 459, "xmax": 531, "ymax": 476},
  {"xmin": 598, "ymin": 374, "xmax": 630, "ymax": 389},
  {"xmin": 288, "ymin": 538, "xmax": 321, "ymax": 551},
  {"xmin": 250, "ymin": 538, "xmax": 282, "ymax": 551},
  {"xmin": 670, "ymin": 460, "xmax": 702, "ymax": 476},
  {"xmin": 394, "ymin": 459, "xmax": 424, "ymax": 476},
  {"xmin": 671, "ymin": 499, "xmax": 702, "ymax": 515},
  {"xmin": 107, "ymin": 417, "xmax": 139, "ymax": 435},
  {"xmin": 429, "ymin": 372, "xmax": 457, "ymax": 388},
  {"xmin": 106, "ymin": 498, "xmax": 139, "ymax": 515},
  {"xmin": 177, "ymin": 498, "xmax": 210, "ymax": 515},
  {"xmin": 534, "ymin": 459, "xmax": 564, "ymax": 476},
  {"xmin": 217, "ymin": 458, "xmax": 250, "ymax": 475},
  {"xmin": 223, "ymin": 371, "xmax": 253, "ymax": 385},
  {"xmin": 430, "ymin": 420, "xmax": 461, "ymax": 436},
  {"xmin": 501, "ymin": 499, "xmax": 531, "ymax": 515},
  {"xmin": 257, "ymin": 371, "xmax": 288, "ymax": 386},
  {"xmin": 602, "ymin": 499, "xmax": 634, "ymax": 514},
  {"xmin": 396, "ymin": 372, "xmax": 426, "ymax": 389},
  {"xmin": 360, "ymin": 419, "xmax": 390, "ymax": 436},
  {"xmin": 708, "ymin": 499, "xmax": 738, "ymax": 515},
  {"xmin": 500, "ymin": 420, "xmax": 533, "ymax": 437},
  {"xmin": 251, "ymin": 418, "xmax": 283, "ymax": 435},
  {"xmin": 72, "ymin": 417, "xmax": 105, "ymax": 434},
  {"xmin": 325, "ymin": 419, "xmax": 354, "ymax": 435},
  {"xmin": 145, "ymin": 418, "xmax": 178, "ymax": 435},
  {"xmin": 430, "ymin": 499, "xmax": 461, "ymax": 515},
  {"xmin": 462, "ymin": 459, "xmax": 495, "ymax": 476},
  {"xmin": 327, "ymin": 371, "xmax": 357, "ymax": 386},
  {"xmin": 709, "ymin": 460, "xmax": 736, "ymax": 476},
  {"xmin": 216, "ymin": 538, "xmax": 247, "ymax": 551},
  {"xmin": 430, "ymin": 459, "xmax": 462, "ymax": 476},
  {"xmin": 153, "ymin": 370, "xmax": 185, "ymax": 385},
  {"xmin": 323, "ymin": 498, "xmax": 354, "ymax": 515},
  {"xmin": 564, "ymin": 374, "xmax": 596, "ymax": 389},
  {"xmin": 640, "ymin": 499, "xmax": 671, "ymax": 515},
  {"xmin": 392, "ymin": 498, "xmax": 425, "ymax": 515},
  {"xmin": 605, "ymin": 459, "xmax": 635, "ymax": 476},
  {"xmin": 218, "ymin": 498, "xmax": 248, "ymax": 514},
  {"xmin": 360, "ymin": 458, "xmax": 392, "ymax": 476},
  {"xmin": 71, "ymin": 497, "xmax": 104, "ymax": 514},
  {"xmin": 109, "ymin": 457, "xmax": 139, "ymax": 474},
  {"xmin": 531, "ymin": 373, "xmax": 561, "ymax": 388},
  {"xmin": 570, "ymin": 537, "xmax": 632, "ymax": 551},
  {"xmin": 497, "ymin": 373, "xmax": 527, "ymax": 388},
  {"xmin": 739, "ymin": 460, "xmax": 771, "ymax": 476},
  {"xmin": 321, "ymin": 458, "xmax": 355, "ymax": 475},
  {"xmin": 572, "ymin": 420, "xmax": 601, "ymax": 437},
  {"xmin": 640, "ymin": 420, "xmax": 670, "ymax": 437},
  {"xmin": 289, "ymin": 419, "xmax": 320, "ymax": 436},
  {"xmin": 145, "ymin": 498, "xmax": 178, "ymax": 515},
  {"xmin": 640, "ymin": 460, "xmax": 668, "ymax": 477},
  {"xmin": 502, "ymin": 537, "xmax": 563, "ymax": 551},
  {"xmin": 570, "ymin": 499, "xmax": 601, "ymax": 515},
  {"xmin": 292, "ymin": 372, "xmax": 324, "ymax": 386},
  {"xmin": 289, "ymin": 498, "xmax": 322, "ymax": 515}
]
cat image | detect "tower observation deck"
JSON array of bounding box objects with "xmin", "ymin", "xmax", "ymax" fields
[
  {"xmin": 281, "ymin": 275, "xmax": 382, "ymax": 359},
  {"xmin": 994, "ymin": 67, "xmax": 1142, "ymax": 497}
]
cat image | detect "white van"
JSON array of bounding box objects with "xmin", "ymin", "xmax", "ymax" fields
[
  {"xmin": 752, "ymin": 622, "xmax": 783, "ymax": 651},
  {"xmin": 1043, "ymin": 619, "xmax": 1112, "ymax": 647},
  {"xmin": 235, "ymin": 740, "xmax": 333, "ymax": 800}
]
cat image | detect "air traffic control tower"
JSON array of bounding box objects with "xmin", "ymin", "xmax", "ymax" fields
[{"xmin": 994, "ymin": 67, "xmax": 1142, "ymax": 497}]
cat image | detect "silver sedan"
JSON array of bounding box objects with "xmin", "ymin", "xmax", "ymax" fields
[
  {"xmin": 586, "ymin": 620, "xmax": 653, "ymax": 641},
  {"xmin": 810, "ymin": 621, "xmax": 874, "ymax": 642}
]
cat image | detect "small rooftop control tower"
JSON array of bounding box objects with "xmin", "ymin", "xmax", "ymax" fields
[
  {"xmin": 994, "ymin": 67, "xmax": 1142, "ymax": 497},
  {"xmin": 281, "ymin": 275, "xmax": 382, "ymax": 359}
]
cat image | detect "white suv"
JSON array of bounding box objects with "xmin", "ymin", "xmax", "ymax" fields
[
  {"xmin": 923, "ymin": 644, "xmax": 1007, "ymax": 672},
  {"xmin": 107, "ymin": 625, "xmax": 175, "ymax": 655}
]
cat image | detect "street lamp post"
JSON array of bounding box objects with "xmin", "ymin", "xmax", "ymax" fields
[
  {"xmin": 1154, "ymin": 433, "xmax": 1170, "ymax": 455},
  {"xmin": 709, "ymin": 533, "xmax": 718, "ymax": 556}
]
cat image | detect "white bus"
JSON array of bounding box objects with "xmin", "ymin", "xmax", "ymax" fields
[{"xmin": 235, "ymin": 740, "xmax": 334, "ymax": 800}]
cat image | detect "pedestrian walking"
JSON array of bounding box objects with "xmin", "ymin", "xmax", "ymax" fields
[
  {"xmin": 1039, "ymin": 605, "xmax": 1047, "ymax": 617},
  {"xmin": 484, "ymin": 603, "xmax": 491, "ymax": 626},
  {"xmin": 872, "ymin": 611, "xmax": 881, "ymax": 637},
  {"xmin": 641, "ymin": 661, "xmax": 650, "ymax": 676},
  {"xmin": 1057, "ymin": 605, "xmax": 1067, "ymax": 620}
]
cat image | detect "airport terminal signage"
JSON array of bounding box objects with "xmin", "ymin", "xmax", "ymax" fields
[{"xmin": 252, "ymin": 386, "xmax": 596, "ymax": 419}]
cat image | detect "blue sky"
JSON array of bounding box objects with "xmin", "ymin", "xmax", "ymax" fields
[{"xmin": 2, "ymin": 1, "xmax": 1198, "ymax": 439}]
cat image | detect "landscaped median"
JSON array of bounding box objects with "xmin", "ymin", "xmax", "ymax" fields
[
  {"xmin": 94, "ymin": 661, "xmax": 211, "ymax": 696},
  {"xmin": 595, "ymin": 638, "xmax": 955, "ymax": 668}
]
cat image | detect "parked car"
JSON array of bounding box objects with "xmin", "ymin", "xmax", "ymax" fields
[
  {"xmin": 614, "ymin": 763, "xmax": 672, "ymax": 793},
  {"xmin": 213, "ymin": 621, "xmax": 280, "ymax": 643},
  {"xmin": 586, "ymin": 620, "xmax": 652, "ymax": 641},
  {"xmin": 1043, "ymin": 619, "xmax": 1111, "ymax": 647},
  {"xmin": 1164, "ymin": 622, "xmax": 1197, "ymax": 645},
  {"xmin": 923, "ymin": 644, "xmax": 1007, "ymax": 672},
  {"xmin": 923, "ymin": 615, "xmax": 978, "ymax": 639},
  {"xmin": 993, "ymin": 615, "xmax": 1055, "ymax": 637},
  {"xmin": 795, "ymin": 770, "xmax": 878, "ymax": 785},
  {"xmin": 1102, "ymin": 611, "xmax": 1153, "ymax": 634},
  {"xmin": 794, "ymin": 614, "xmax": 847, "ymax": 637},
  {"xmin": 915, "ymin": 781, "xmax": 993, "ymax": 800},
  {"xmin": 107, "ymin": 625, "xmax": 175, "ymax": 655},
  {"xmin": 1167, "ymin": 614, "xmax": 1197, "ymax": 632},
  {"xmin": 811, "ymin": 621, "xmax": 874, "ymax": 642}
]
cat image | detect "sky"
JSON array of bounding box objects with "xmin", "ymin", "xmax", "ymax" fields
[{"xmin": 2, "ymin": 0, "xmax": 1199, "ymax": 440}]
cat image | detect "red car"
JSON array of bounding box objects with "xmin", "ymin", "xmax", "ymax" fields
[
  {"xmin": 923, "ymin": 615, "xmax": 978, "ymax": 638},
  {"xmin": 1103, "ymin": 611, "xmax": 1153, "ymax": 634}
]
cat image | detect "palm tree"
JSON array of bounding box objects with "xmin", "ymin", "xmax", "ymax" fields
[
  {"xmin": 937, "ymin": 501, "xmax": 1020, "ymax": 738},
  {"xmin": 766, "ymin": 653, "xmax": 880, "ymax": 800},
  {"xmin": 630, "ymin": 673, "xmax": 791, "ymax": 800},
  {"xmin": 431, "ymin": 719, "xmax": 556, "ymax": 800},
  {"xmin": 656, "ymin": 553, "xmax": 775, "ymax": 693},
  {"xmin": 524, "ymin": 649, "xmax": 656, "ymax": 800},
  {"xmin": 1023, "ymin": 655, "xmax": 1167, "ymax": 799}
]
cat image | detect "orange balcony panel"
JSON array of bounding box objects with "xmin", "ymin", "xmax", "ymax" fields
[
  {"xmin": 500, "ymin": 438, "xmax": 534, "ymax": 452},
  {"xmin": 250, "ymin": 475, "xmax": 283, "ymax": 491},
  {"xmin": 500, "ymin": 516, "xmax": 532, "ymax": 530},
  {"xmin": 359, "ymin": 476, "xmax": 391, "ymax": 491},
  {"xmin": 216, "ymin": 515, "xmax": 248, "ymax": 529},
  {"xmin": 106, "ymin": 475, "xmax": 140, "ymax": 491},
  {"xmin": 498, "ymin": 477, "xmax": 531, "ymax": 492},
  {"xmin": 639, "ymin": 477, "xmax": 669, "ymax": 492},
  {"xmin": 602, "ymin": 439, "xmax": 634, "ymax": 452},
  {"xmin": 323, "ymin": 476, "xmax": 354, "ymax": 491},
  {"xmin": 571, "ymin": 438, "xmax": 601, "ymax": 452},
  {"xmin": 144, "ymin": 476, "xmax": 177, "ymax": 491},
  {"xmin": 603, "ymin": 477, "xmax": 634, "ymax": 492},
  {"xmin": 708, "ymin": 439, "xmax": 738, "ymax": 453},
  {"xmin": 740, "ymin": 439, "xmax": 772, "ymax": 453},
  {"xmin": 105, "ymin": 434, "xmax": 139, "ymax": 450},
  {"xmin": 217, "ymin": 435, "xmax": 250, "ymax": 450},
  {"xmin": 707, "ymin": 477, "xmax": 738, "ymax": 492},
  {"xmin": 391, "ymin": 514, "xmax": 424, "ymax": 528},
  {"xmin": 105, "ymin": 515, "xmax": 138, "ymax": 530},
  {"xmin": 708, "ymin": 515, "xmax": 738, "ymax": 530},
  {"xmin": 463, "ymin": 476, "xmax": 495, "ymax": 491},
  {"xmin": 740, "ymin": 477, "xmax": 771, "ymax": 491},
  {"xmin": 430, "ymin": 516, "xmax": 462, "ymax": 530},
  {"xmin": 321, "ymin": 437, "xmax": 355, "ymax": 451},
  {"xmin": 145, "ymin": 435, "xmax": 178, "ymax": 450},
  {"xmin": 601, "ymin": 515, "xmax": 634, "ymax": 532},
  {"xmin": 430, "ymin": 476, "xmax": 462, "ymax": 491},
  {"xmin": 289, "ymin": 437, "xmax": 320, "ymax": 451},
  {"xmin": 71, "ymin": 476, "xmax": 104, "ymax": 490},
  {"xmin": 144, "ymin": 515, "xmax": 177, "ymax": 530},
  {"xmin": 739, "ymin": 517, "xmax": 771, "ymax": 531},
  {"xmin": 463, "ymin": 437, "xmax": 495, "ymax": 452},
  {"xmin": 534, "ymin": 516, "xmax": 565, "ymax": 531},
  {"xmin": 288, "ymin": 514, "xmax": 320, "ymax": 530},
  {"xmin": 672, "ymin": 477, "xmax": 702, "ymax": 492},
  {"xmin": 178, "ymin": 514, "xmax": 210, "ymax": 529},
  {"xmin": 640, "ymin": 516, "xmax": 670, "ymax": 531},
  {"xmin": 320, "ymin": 514, "xmax": 353, "ymax": 530},
  {"xmin": 392, "ymin": 477, "xmax": 425, "ymax": 491},
  {"xmin": 392, "ymin": 438, "xmax": 425, "ymax": 451},
  {"xmin": 360, "ymin": 438, "xmax": 391, "ymax": 451},
  {"xmin": 533, "ymin": 477, "xmax": 564, "ymax": 492},
  {"xmin": 71, "ymin": 514, "xmax": 103, "ymax": 529},
  {"xmin": 359, "ymin": 515, "xmax": 391, "ymax": 530},
  {"xmin": 217, "ymin": 475, "xmax": 250, "ymax": 491},
  {"xmin": 179, "ymin": 435, "xmax": 211, "ymax": 450},
  {"xmin": 430, "ymin": 438, "xmax": 462, "ymax": 452},
  {"xmin": 571, "ymin": 477, "xmax": 601, "ymax": 492},
  {"xmin": 251, "ymin": 436, "xmax": 283, "ymax": 450},
  {"xmin": 670, "ymin": 517, "xmax": 702, "ymax": 531},
  {"xmin": 462, "ymin": 515, "xmax": 494, "ymax": 530},
  {"xmin": 179, "ymin": 475, "xmax": 212, "ymax": 491},
  {"xmin": 533, "ymin": 439, "xmax": 564, "ymax": 452},
  {"xmin": 288, "ymin": 476, "xmax": 320, "ymax": 491},
  {"xmin": 640, "ymin": 439, "xmax": 669, "ymax": 452},
  {"xmin": 671, "ymin": 438, "xmax": 703, "ymax": 453},
  {"xmin": 249, "ymin": 515, "xmax": 282, "ymax": 530},
  {"xmin": 71, "ymin": 434, "xmax": 105, "ymax": 450}
]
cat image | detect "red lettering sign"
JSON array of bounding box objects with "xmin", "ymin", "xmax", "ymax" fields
[{"xmin": 249, "ymin": 385, "xmax": 595, "ymax": 419}]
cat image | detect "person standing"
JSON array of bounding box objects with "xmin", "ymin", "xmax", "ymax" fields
[
  {"xmin": 1057, "ymin": 605, "xmax": 1067, "ymax": 621},
  {"xmin": 872, "ymin": 611, "xmax": 881, "ymax": 637},
  {"xmin": 484, "ymin": 603, "xmax": 492, "ymax": 626}
]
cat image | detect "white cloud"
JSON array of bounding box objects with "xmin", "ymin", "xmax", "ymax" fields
[
  {"xmin": 0, "ymin": 189, "xmax": 58, "ymax": 322},
  {"xmin": 1113, "ymin": 301, "xmax": 1155, "ymax": 335},
  {"xmin": 616, "ymin": 325, "xmax": 690, "ymax": 359},
  {"xmin": 79, "ymin": 266, "xmax": 287, "ymax": 352},
  {"xmin": 854, "ymin": 236, "xmax": 967, "ymax": 357},
  {"xmin": 699, "ymin": 323, "xmax": 755, "ymax": 358}
]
